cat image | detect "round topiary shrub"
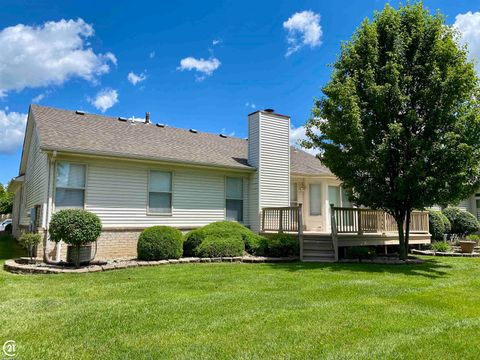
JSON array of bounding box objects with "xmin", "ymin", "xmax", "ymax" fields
[
  {"xmin": 137, "ymin": 226, "xmax": 183, "ymax": 261},
  {"xmin": 183, "ymin": 221, "xmax": 262, "ymax": 256},
  {"xmin": 442, "ymin": 207, "xmax": 480, "ymax": 235},
  {"xmin": 196, "ymin": 234, "xmax": 244, "ymax": 258},
  {"xmin": 428, "ymin": 210, "xmax": 451, "ymax": 241},
  {"xmin": 49, "ymin": 209, "xmax": 102, "ymax": 267},
  {"xmin": 183, "ymin": 229, "xmax": 204, "ymax": 257},
  {"xmin": 263, "ymin": 233, "xmax": 299, "ymax": 257}
]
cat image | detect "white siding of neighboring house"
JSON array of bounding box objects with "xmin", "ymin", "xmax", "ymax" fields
[
  {"xmin": 19, "ymin": 125, "xmax": 49, "ymax": 227},
  {"xmin": 248, "ymin": 111, "xmax": 290, "ymax": 232},
  {"xmin": 53, "ymin": 156, "xmax": 251, "ymax": 229}
]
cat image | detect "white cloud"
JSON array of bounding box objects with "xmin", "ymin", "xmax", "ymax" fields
[
  {"xmin": 290, "ymin": 124, "xmax": 318, "ymax": 155},
  {"xmin": 220, "ymin": 127, "xmax": 235, "ymax": 137},
  {"xmin": 149, "ymin": 51, "xmax": 155, "ymax": 59},
  {"xmin": 0, "ymin": 110, "xmax": 27, "ymax": 153},
  {"xmin": 212, "ymin": 39, "xmax": 221, "ymax": 46},
  {"xmin": 32, "ymin": 93, "xmax": 46, "ymax": 103},
  {"xmin": 245, "ymin": 102, "xmax": 256, "ymax": 109},
  {"xmin": 90, "ymin": 89, "xmax": 118, "ymax": 113},
  {"xmin": 0, "ymin": 18, "xmax": 116, "ymax": 96},
  {"xmin": 454, "ymin": 11, "xmax": 480, "ymax": 72},
  {"xmin": 283, "ymin": 10, "xmax": 322, "ymax": 56},
  {"xmin": 127, "ymin": 71, "xmax": 147, "ymax": 85},
  {"xmin": 177, "ymin": 57, "xmax": 221, "ymax": 80}
]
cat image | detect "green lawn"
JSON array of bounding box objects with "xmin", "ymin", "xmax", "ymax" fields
[{"xmin": 1, "ymin": 235, "xmax": 480, "ymax": 359}]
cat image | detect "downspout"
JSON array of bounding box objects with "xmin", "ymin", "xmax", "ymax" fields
[{"xmin": 43, "ymin": 151, "xmax": 59, "ymax": 264}]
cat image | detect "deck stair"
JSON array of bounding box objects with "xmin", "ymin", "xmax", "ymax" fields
[{"xmin": 302, "ymin": 234, "xmax": 335, "ymax": 262}]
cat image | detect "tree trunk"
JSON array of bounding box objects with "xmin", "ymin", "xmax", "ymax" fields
[
  {"xmin": 75, "ymin": 244, "xmax": 81, "ymax": 269},
  {"xmin": 396, "ymin": 213, "xmax": 407, "ymax": 260},
  {"xmin": 404, "ymin": 209, "xmax": 411, "ymax": 259}
]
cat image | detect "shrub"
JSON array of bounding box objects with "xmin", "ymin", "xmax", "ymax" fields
[
  {"xmin": 261, "ymin": 233, "xmax": 299, "ymax": 257},
  {"xmin": 184, "ymin": 221, "xmax": 261, "ymax": 256},
  {"xmin": 137, "ymin": 226, "xmax": 183, "ymax": 261},
  {"xmin": 196, "ymin": 234, "xmax": 244, "ymax": 257},
  {"xmin": 465, "ymin": 234, "xmax": 480, "ymax": 244},
  {"xmin": 49, "ymin": 209, "xmax": 102, "ymax": 267},
  {"xmin": 431, "ymin": 241, "xmax": 451, "ymax": 252},
  {"xmin": 442, "ymin": 207, "xmax": 480, "ymax": 235},
  {"xmin": 428, "ymin": 210, "xmax": 450, "ymax": 241},
  {"xmin": 19, "ymin": 232, "xmax": 41, "ymax": 261}
]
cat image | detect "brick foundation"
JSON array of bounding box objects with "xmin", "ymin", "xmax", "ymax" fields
[{"xmin": 34, "ymin": 227, "xmax": 196, "ymax": 261}]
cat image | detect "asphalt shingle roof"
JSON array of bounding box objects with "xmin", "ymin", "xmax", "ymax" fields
[{"xmin": 31, "ymin": 105, "xmax": 332, "ymax": 176}]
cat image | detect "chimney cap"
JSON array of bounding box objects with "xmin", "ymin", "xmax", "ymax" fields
[{"xmin": 264, "ymin": 108, "xmax": 274, "ymax": 113}]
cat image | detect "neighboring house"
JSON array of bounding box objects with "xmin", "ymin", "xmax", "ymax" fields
[{"xmin": 11, "ymin": 105, "xmax": 350, "ymax": 260}]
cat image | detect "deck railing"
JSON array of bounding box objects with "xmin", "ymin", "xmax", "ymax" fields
[
  {"xmin": 332, "ymin": 206, "xmax": 429, "ymax": 235},
  {"xmin": 261, "ymin": 205, "xmax": 302, "ymax": 232},
  {"xmin": 261, "ymin": 205, "xmax": 304, "ymax": 260}
]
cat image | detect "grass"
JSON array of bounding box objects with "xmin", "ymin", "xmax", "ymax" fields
[{"xmin": 1, "ymin": 235, "xmax": 480, "ymax": 359}]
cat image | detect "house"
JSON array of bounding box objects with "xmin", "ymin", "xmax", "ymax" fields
[{"xmin": 10, "ymin": 105, "xmax": 431, "ymax": 262}]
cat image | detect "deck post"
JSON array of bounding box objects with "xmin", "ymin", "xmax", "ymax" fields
[
  {"xmin": 298, "ymin": 204, "xmax": 304, "ymax": 261},
  {"xmin": 330, "ymin": 204, "xmax": 339, "ymax": 262},
  {"xmin": 279, "ymin": 209, "xmax": 284, "ymax": 233},
  {"xmin": 357, "ymin": 210, "xmax": 363, "ymax": 235}
]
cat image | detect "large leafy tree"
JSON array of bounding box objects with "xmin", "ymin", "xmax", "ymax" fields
[
  {"xmin": 0, "ymin": 182, "xmax": 13, "ymax": 215},
  {"xmin": 303, "ymin": 3, "xmax": 480, "ymax": 259}
]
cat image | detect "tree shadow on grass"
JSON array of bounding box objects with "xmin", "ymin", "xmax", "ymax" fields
[
  {"xmin": 0, "ymin": 232, "xmax": 25, "ymax": 261},
  {"xmin": 266, "ymin": 258, "xmax": 452, "ymax": 279}
]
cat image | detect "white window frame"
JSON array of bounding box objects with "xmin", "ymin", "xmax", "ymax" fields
[
  {"xmin": 147, "ymin": 170, "xmax": 173, "ymax": 216},
  {"xmin": 54, "ymin": 161, "xmax": 87, "ymax": 211},
  {"xmin": 225, "ymin": 176, "xmax": 244, "ymax": 222}
]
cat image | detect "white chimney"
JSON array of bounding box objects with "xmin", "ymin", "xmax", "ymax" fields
[{"xmin": 248, "ymin": 109, "xmax": 290, "ymax": 232}]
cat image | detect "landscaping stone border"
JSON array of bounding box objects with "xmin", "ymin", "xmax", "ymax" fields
[
  {"xmin": 3, "ymin": 256, "xmax": 298, "ymax": 275},
  {"xmin": 338, "ymin": 256, "xmax": 424, "ymax": 265},
  {"xmin": 411, "ymin": 249, "xmax": 480, "ymax": 257}
]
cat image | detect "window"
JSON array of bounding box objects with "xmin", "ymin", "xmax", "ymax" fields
[
  {"xmin": 309, "ymin": 184, "xmax": 321, "ymax": 216},
  {"xmin": 55, "ymin": 162, "xmax": 86, "ymax": 209},
  {"xmin": 148, "ymin": 171, "xmax": 172, "ymax": 214},
  {"xmin": 226, "ymin": 177, "xmax": 243, "ymax": 222},
  {"xmin": 328, "ymin": 186, "xmax": 341, "ymax": 207},
  {"xmin": 290, "ymin": 183, "xmax": 298, "ymax": 207}
]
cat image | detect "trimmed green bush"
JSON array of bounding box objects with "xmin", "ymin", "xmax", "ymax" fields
[
  {"xmin": 428, "ymin": 210, "xmax": 451, "ymax": 241},
  {"xmin": 184, "ymin": 221, "xmax": 261, "ymax": 256},
  {"xmin": 261, "ymin": 233, "xmax": 299, "ymax": 257},
  {"xmin": 49, "ymin": 209, "xmax": 102, "ymax": 267},
  {"xmin": 442, "ymin": 207, "xmax": 480, "ymax": 235},
  {"xmin": 431, "ymin": 241, "xmax": 451, "ymax": 252},
  {"xmin": 19, "ymin": 232, "xmax": 41, "ymax": 261},
  {"xmin": 137, "ymin": 226, "xmax": 183, "ymax": 261},
  {"xmin": 196, "ymin": 234, "xmax": 244, "ymax": 257},
  {"xmin": 465, "ymin": 234, "xmax": 480, "ymax": 244}
]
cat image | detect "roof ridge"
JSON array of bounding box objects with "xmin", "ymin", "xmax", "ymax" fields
[{"xmin": 30, "ymin": 104, "xmax": 248, "ymax": 142}]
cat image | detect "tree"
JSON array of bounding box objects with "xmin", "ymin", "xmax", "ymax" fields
[
  {"xmin": 303, "ymin": 3, "xmax": 480, "ymax": 259},
  {"xmin": 0, "ymin": 182, "xmax": 13, "ymax": 214}
]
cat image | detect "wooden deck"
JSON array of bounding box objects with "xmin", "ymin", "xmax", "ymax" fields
[{"xmin": 261, "ymin": 205, "xmax": 431, "ymax": 262}]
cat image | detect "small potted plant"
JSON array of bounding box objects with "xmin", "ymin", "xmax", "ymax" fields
[
  {"xmin": 49, "ymin": 209, "xmax": 102, "ymax": 268},
  {"xmin": 18, "ymin": 232, "xmax": 41, "ymax": 264}
]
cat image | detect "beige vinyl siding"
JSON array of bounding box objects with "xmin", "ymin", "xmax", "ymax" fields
[
  {"xmin": 258, "ymin": 113, "xmax": 290, "ymax": 208},
  {"xmin": 19, "ymin": 126, "xmax": 49, "ymax": 226},
  {"xmin": 53, "ymin": 157, "xmax": 250, "ymax": 228}
]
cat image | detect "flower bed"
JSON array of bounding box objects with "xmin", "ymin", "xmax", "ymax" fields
[{"xmin": 411, "ymin": 248, "xmax": 480, "ymax": 257}]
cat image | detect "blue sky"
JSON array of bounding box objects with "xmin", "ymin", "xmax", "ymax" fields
[{"xmin": 1, "ymin": 0, "xmax": 480, "ymax": 185}]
